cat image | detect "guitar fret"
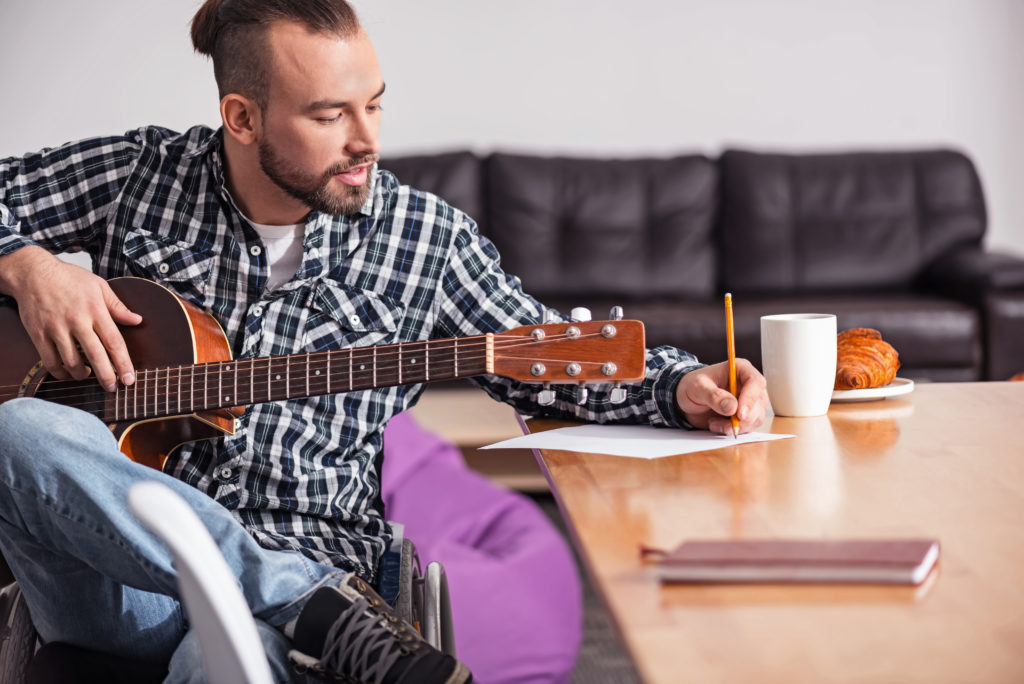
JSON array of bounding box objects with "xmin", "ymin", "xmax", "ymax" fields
[
  {"xmin": 327, "ymin": 353, "xmax": 331, "ymax": 394},
  {"xmin": 177, "ymin": 366, "xmax": 182, "ymax": 415},
  {"xmin": 454, "ymin": 342, "xmax": 459, "ymax": 376},
  {"xmin": 250, "ymin": 358, "xmax": 255, "ymax": 407},
  {"xmin": 348, "ymin": 349, "xmax": 353, "ymax": 391},
  {"xmin": 425, "ymin": 342, "xmax": 430, "ymax": 382},
  {"xmin": 398, "ymin": 345, "xmax": 403, "ymax": 384},
  {"xmin": 372, "ymin": 347, "xmax": 377, "ymax": 387},
  {"xmin": 203, "ymin": 363, "xmax": 209, "ymax": 411},
  {"xmin": 165, "ymin": 367, "xmax": 170, "ymax": 415},
  {"xmin": 286, "ymin": 356, "xmax": 291, "ymax": 400},
  {"xmin": 305, "ymin": 353, "xmax": 310, "ymax": 397}
]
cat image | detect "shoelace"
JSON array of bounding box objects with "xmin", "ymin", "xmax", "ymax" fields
[{"xmin": 318, "ymin": 596, "xmax": 410, "ymax": 683}]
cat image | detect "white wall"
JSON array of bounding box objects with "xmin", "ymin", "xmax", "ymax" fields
[{"xmin": 2, "ymin": 0, "xmax": 1021, "ymax": 255}]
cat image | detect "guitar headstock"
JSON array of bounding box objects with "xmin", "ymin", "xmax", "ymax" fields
[{"xmin": 490, "ymin": 319, "xmax": 646, "ymax": 384}]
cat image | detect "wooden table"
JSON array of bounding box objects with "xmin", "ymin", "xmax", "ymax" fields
[{"xmin": 525, "ymin": 382, "xmax": 1024, "ymax": 683}]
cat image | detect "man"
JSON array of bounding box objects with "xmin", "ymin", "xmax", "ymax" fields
[{"xmin": 0, "ymin": 0, "xmax": 767, "ymax": 681}]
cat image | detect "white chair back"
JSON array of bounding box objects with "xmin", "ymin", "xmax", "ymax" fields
[{"xmin": 128, "ymin": 481, "xmax": 274, "ymax": 684}]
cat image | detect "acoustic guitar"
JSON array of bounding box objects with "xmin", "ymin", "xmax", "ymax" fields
[{"xmin": 0, "ymin": 277, "xmax": 645, "ymax": 471}]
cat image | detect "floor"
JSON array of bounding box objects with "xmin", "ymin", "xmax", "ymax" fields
[{"xmin": 532, "ymin": 494, "xmax": 642, "ymax": 684}]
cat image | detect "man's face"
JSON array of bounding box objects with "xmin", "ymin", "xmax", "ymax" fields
[{"xmin": 257, "ymin": 23, "xmax": 384, "ymax": 216}]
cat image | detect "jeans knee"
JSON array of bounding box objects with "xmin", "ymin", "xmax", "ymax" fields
[{"xmin": 0, "ymin": 398, "xmax": 117, "ymax": 469}]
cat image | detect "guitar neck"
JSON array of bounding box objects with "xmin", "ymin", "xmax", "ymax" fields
[{"xmin": 107, "ymin": 335, "xmax": 491, "ymax": 422}]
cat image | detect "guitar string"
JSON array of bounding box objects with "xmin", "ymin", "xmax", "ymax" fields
[
  {"xmin": 31, "ymin": 352, "xmax": 620, "ymax": 417},
  {"xmin": 0, "ymin": 331, "xmax": 604, "ymax": 395},
  {"xmin": 30, "ymin": 347, "xmax": 619, "ymax": 414},
  {"xmin": 5, "ymin": 331, "xmax": 626, "ymax": 412}
]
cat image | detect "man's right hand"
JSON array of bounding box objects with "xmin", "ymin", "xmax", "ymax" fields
[{"xmin": 0, "ymin": 246, "xmax": 141, "ymax": 391}]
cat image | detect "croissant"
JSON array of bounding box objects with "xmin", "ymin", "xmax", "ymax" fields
[{"xmin": 834, "ymin": 328, "xmax": 900, "ymax": 390}]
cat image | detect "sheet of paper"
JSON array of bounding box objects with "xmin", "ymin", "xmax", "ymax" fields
[{"xmin": 481, "ymin": 423, "xmax": 794, "ymax": 459}]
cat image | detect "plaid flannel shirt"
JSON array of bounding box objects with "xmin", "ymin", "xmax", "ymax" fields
[{"xmin": 0, "ymin": 126, "xmax": 702, "ymax": 581}]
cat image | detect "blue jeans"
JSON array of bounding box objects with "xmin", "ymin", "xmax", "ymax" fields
[{"xmin": 0, "ymin": 398, "xmax": 348, "ymax": 683}]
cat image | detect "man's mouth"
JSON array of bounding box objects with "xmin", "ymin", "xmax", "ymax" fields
[{"xmin": 334, "ymin": 163, "xmax": 372, "ymax": 187}]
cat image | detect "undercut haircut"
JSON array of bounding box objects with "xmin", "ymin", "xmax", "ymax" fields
[{"xmin": 191, "ymin": 0, "xmax": 361, "ymax": 109}]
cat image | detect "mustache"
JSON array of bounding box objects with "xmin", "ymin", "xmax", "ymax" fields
[{"xmin": 326, "ymin": 154, "xmax": 380, "ymax": 176}]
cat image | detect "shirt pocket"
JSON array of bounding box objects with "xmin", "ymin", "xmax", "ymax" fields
[
  {"xmin": 123, "ymin": 230, "xmax": 215, "ymax": 304},
  {"xmin": 303, "ymin": 280, "xmax": 405, "ymax": 352}
]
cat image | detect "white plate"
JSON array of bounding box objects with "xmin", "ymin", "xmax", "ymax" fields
[{"xmin": 831, "ymin": 377, "xmax": 915, "ymax": 403}]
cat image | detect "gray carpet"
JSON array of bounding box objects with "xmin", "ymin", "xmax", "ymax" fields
[{"xmin": 532, "ymin": 494, "xmax": 642, "ymax": 684}]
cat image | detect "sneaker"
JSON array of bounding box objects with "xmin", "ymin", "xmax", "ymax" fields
[
  {"xmin": 288, "ymin": 573, "xmax": 472, "ymax": 684},
  {"xmin": 0, "ymin": 582, "xmax": 37, "ymax": 683}
]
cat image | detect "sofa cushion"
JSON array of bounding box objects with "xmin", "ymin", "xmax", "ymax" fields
[
  {"xmin": 380, "ymin": 151, "xmax": 485, "ymax": 229},
  {"xmin": 720, "ymin": 149, "xmax": 986, "ymax": 295},
  {"xmin": 539, "ymin": 294, "xmax": 981, "ymax": 381},
  {"xmin": 485, "ymin": 152, "xmax": 718, "ymax": 300}
]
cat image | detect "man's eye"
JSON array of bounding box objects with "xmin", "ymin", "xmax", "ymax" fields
[
  {"xmin": 317, "ymin": 115, "xmax": 342, "ymax": 124},
  {"xmin": 368, "ymin": 103, "xmax": 383, "ymax": 113}
]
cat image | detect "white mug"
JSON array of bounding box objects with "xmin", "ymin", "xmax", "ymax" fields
[{"xmin": 760, "ymin": 314, "xmax": 837, "ymax": 417}]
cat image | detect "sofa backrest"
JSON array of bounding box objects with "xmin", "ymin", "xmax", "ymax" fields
[
  {"xmin": 379, "ymin": 151, "xmax": 485, "ymax": 231},
  {"xmin": 719, "ymin": 149, "xmax": 987, "ymax": 295},
  {"xmin": 484, "ymin": 153, "xmax": 719, "ymax": 299}
]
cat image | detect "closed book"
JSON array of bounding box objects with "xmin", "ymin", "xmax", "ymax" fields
[{"xmin": 650, "ymin": 539, "xmax": 939, "ymax": 585}]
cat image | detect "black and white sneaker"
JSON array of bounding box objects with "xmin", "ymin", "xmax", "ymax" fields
[
  {"xmin": 0, "ymin": 582, "xmax": 37, "ymax": 683},
  {"xmin": 288, "ymin": 573, "xmax": 471, "ymax": 684}
]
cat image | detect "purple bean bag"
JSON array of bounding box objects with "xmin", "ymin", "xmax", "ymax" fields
[{"xmin": 382, "ymin": 411, "xmax": 582, "ymax": 684}]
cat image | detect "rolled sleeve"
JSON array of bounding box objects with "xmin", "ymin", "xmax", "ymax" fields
[{"xmin": 0, "ymin": 203, "xmax": 37, "ymax": 257}]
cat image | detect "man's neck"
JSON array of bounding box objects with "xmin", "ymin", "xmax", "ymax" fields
[{"xmin": 222, "ymin": 134, "xmax": 310, "ymax": 226}]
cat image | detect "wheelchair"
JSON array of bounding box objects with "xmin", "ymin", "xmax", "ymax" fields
[{"xmin": 0, "ymin": 482, "xmax": 454, "ymax": 683}]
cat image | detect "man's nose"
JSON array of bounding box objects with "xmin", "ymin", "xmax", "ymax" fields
[{"xmin": 346, "ymin": 113, "xmax": 379, "ymax": 158}]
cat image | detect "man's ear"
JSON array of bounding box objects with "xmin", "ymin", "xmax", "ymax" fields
[{"xmin": 221, "ymin": 94, "xmax": 261, "ymax": 146}]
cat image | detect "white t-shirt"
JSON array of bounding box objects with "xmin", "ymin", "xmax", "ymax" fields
[{"xmin": 249, "ymin": 221, "xmax": 305, "ymax": 291}]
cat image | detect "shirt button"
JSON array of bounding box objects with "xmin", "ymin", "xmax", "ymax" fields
[
  {"xmin": 253, "ymin": 305, "xmax": 264, "ymax": 317},
  {"xmin": 250, "ymin": 245, "xmax": 262, "ymax": 256},
  {"xmin": 349, "ymin": 315, "xmax": 360, "ymax": 326},
  {"xmin": 158, "ymin": 263, "xmax": 170, "ymax": 274},
  {"xmin": 218, "ymin": 466, "xmax": 233, "ymax": 480}
]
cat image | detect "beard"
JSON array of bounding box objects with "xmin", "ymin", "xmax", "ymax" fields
[{"xmin": 258, "ymin": 140, "xmax": 378, "ymax": 217}]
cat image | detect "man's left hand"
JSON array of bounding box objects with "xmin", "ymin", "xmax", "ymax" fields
[{"xmin": 675, "ymin": 359, "xmax": 768, "ymax": 435}]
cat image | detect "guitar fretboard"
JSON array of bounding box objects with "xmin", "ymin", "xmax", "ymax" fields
[{"xmin": 105, "ymin": 336, "xmax": 490, "ymax": 422}]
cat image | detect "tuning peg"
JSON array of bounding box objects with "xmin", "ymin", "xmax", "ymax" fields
[
  {"xmin": 610, "ymin": 384, "xmax": 628, "ymax": 404},
  {"xmin": 576, "ymin": 385, "xmax": 589, "ymax": 405},
  {"xmin": 537, "ymin": 384, "xmax": 556, "ymax": 406},
  {"xmin": 609, "ymin": 306, "xmax": 623, "ymax": 321},
  {"xmin": 543, "ymin": 308, "xmax": 559, "ymax": 324},
  {"xmin": 570, "ymin": 307, "xmax": 592, "ymax": 322}
]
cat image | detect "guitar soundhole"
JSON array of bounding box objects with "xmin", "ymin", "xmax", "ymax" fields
[{"xmin": 33, "ymin": 377, "xmax": 107, "ymax": 420}]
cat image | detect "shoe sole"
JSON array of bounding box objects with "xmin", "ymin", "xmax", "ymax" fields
[{"xmin": 445, "ymin": 660, "xmax": 472, "ymax": 684}]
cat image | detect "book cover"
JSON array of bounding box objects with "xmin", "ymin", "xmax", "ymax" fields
[{"xmin": 648, "ymin": 539, "xmax": 940, "ymax": 585}]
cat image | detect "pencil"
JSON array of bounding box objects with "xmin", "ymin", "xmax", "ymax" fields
[{"xmin": 724, "ymin": 292, "xmax": 740, "ymax": 438}]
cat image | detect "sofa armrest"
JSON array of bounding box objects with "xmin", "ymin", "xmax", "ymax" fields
[
  {"xmin": 922, "ymin": 248, "xmax": 1024, "ymax": 379},
  {"xmin": 922, "ymin": 248, "xmax": 1024, "ymax": 380},
  {"xmin": 923, "ymin": 248, "xmax": 1024, "ymax": 303}
]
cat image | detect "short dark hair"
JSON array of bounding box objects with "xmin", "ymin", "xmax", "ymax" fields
[{"xmin": 191, "ymin": 0, "xmax": 361, "ymax": 108}]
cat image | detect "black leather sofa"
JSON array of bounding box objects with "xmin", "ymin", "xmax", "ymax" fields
[{"xmin": 383, "ymin": 149, "xmax": 1024, "ymax": 381}]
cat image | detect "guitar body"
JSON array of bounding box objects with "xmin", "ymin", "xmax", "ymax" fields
[{"xmin": 0, "ymin": 277, "xmax": 241, "ymax": 470}]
